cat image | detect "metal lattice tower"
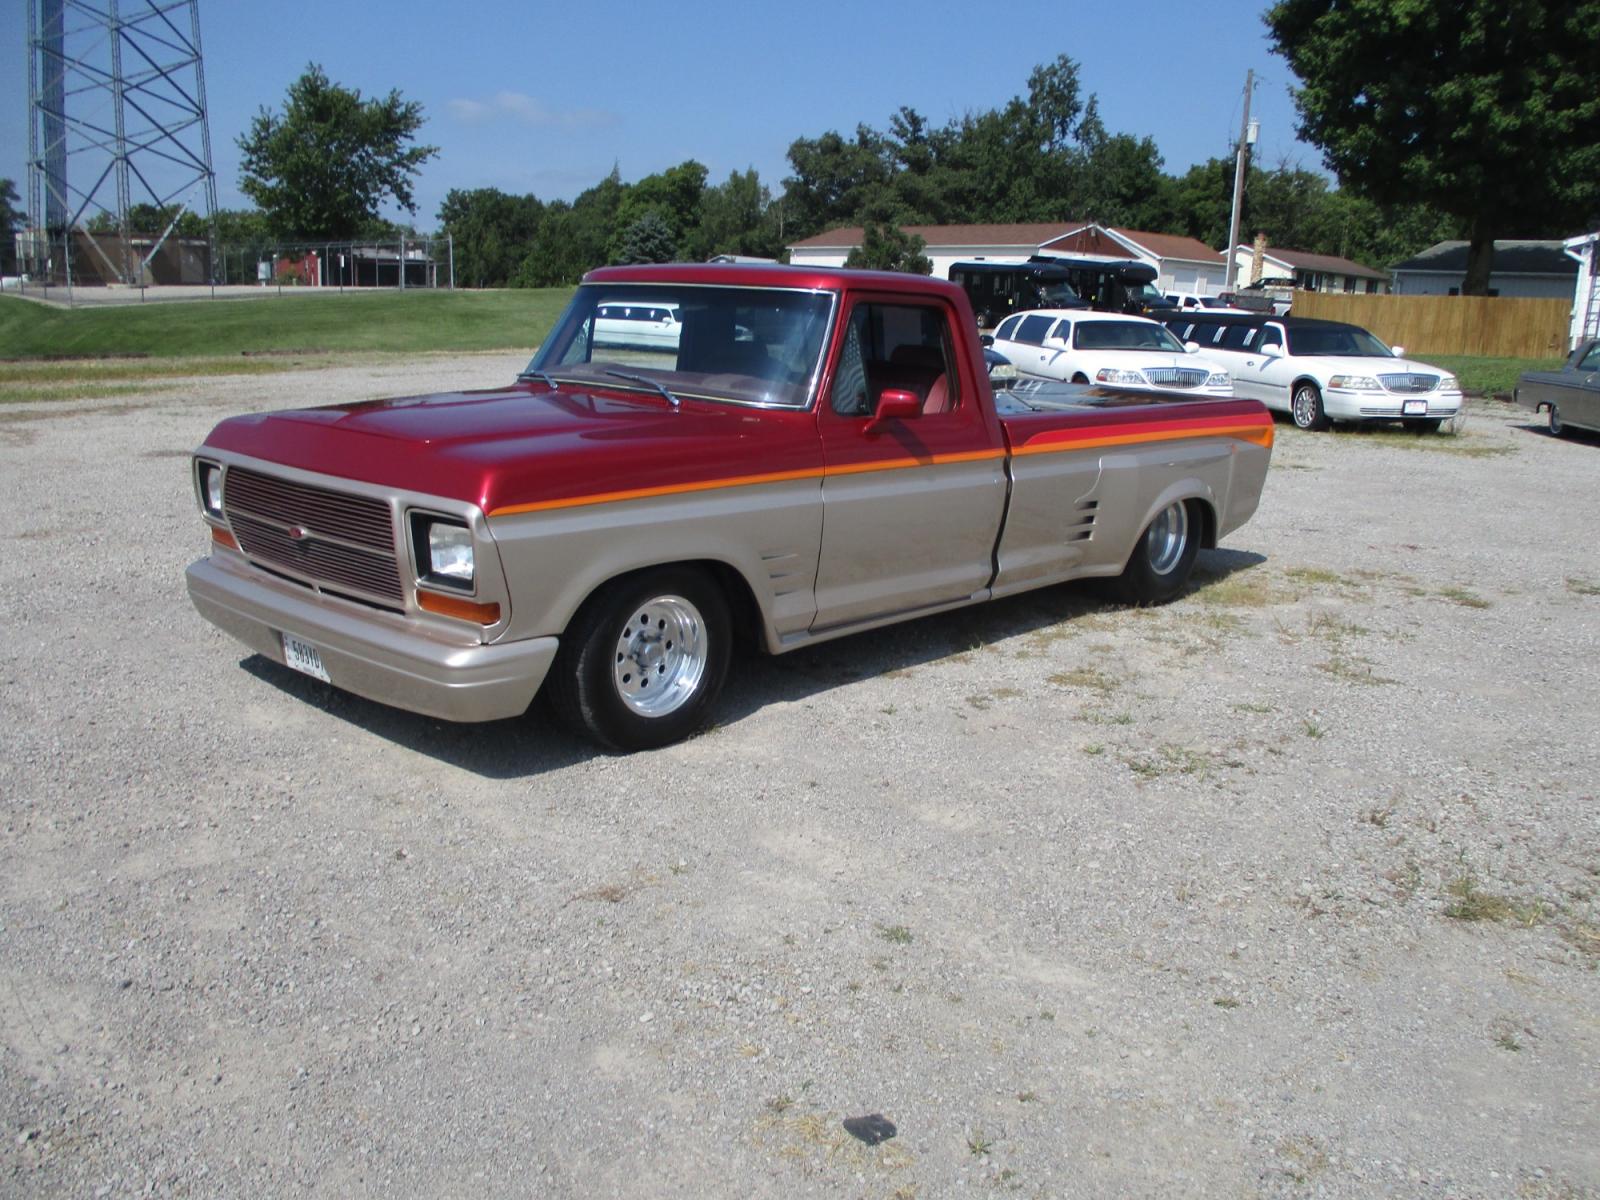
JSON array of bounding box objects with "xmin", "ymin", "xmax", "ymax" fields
[{"xmin": 26, "ymin": 0, "xmax": 219, "ymax": 287}]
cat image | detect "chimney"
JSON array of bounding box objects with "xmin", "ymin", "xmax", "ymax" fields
[{"xmin": 1250, "ymin": 232, "xmax": 1267, "ymax": 285}]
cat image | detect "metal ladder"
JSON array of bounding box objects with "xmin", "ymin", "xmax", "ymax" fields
[{"xmin": 1584, "ymin": 243, "xmax": 1600, "ymax": 342}]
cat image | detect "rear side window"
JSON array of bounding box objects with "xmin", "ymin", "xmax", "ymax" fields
[
  {"xmin": 1015, "ymin": 314, "xmax": 1055, "ymax": 345},
  {"xmin": 1219, "ymin": 325, "xmax": 1261, "ymax": 350},
  {"xmin": 996, "ymin": 314, "xmax": 1024, "ymax": 341}
]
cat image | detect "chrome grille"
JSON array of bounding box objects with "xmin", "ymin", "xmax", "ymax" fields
[
  {"xmin": 224, "ymin": 468, "xmax": 403, "ymax": 605},
  {"xmin": 1143, "ymin": 367, "xmax": 1210, "ymax": 388},
  {"xmin": 1379, "ymin": 373, "xmax": 1439, "ymax": 394}
]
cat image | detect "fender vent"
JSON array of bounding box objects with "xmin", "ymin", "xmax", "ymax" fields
[{"xmin": 1066, "ymin": 498, "xmax": 1098, "ymax": 543}]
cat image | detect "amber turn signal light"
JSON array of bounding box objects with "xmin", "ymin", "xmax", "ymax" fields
[
  {"xmin": 416, "ymin": 589, "xmax": 501, "ymax": 625},
  {"xmin": 211, "ymin": 526, "xmax": 238, "ymax": 551}
]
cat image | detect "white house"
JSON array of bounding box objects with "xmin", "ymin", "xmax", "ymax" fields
[
  {"xmin": 786, "ymin": 222, "xmax": 1228, "ymax": 295},
  {"xmin": 1227, "ymin": 243, "xmax": 1390, "ymax": 294},
  {"xmin": 1388, "ymin": 240, "xmax": 1576, "ymax": 299}
]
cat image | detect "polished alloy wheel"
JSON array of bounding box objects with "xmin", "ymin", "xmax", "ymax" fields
[
  {"xmin": 1145, "ymin": 501, "xmax": 1190, "ymax": 576},
  {"xmin": 612, "ymin": 594, "xmax": 708, "ymax": 718},
  {"xmin": 1292, "ymin": 386, "xmax": 1318, "ymax": 428}
]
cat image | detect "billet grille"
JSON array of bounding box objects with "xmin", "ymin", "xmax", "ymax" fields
[
  {"xmin": 1143, "ymin": 367, "xmax": 1210, "ymax": 388},
  {"xmin": 1378, "ymin": 373, "xmax": 1439, "ymax": 394},
  {"xmin": 224, "ymin": 468, "xmax": 404, "ymax": 605}
]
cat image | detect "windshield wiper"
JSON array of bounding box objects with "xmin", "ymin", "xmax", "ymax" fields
[
  {"xmin": 516, "ymin": 369, "xmax": 559, "ymax": 390},
  {"xmin": 604, "ymin": 369, "xmax": 680, "ymax": 409}
]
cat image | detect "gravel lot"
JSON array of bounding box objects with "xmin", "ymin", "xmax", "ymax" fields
[{"xmin": 3, "ymin": 356, "xmax": 1597, "ymax": 1199}]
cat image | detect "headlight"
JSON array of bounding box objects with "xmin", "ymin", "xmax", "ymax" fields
[
  {"xmin": 1206, "ymin": 371, "xmax": 1231, "ymax": 387},
  {"xmin": 1329, "ymin": 375, "xmax": 1381, "ymax": 390},
  {"xmin": 1095, "ymin": 369, "xmax": 1146, "ymax": 385},
  {"xmin": 411, "ymin": 515, "xmax": 475, "ymax": 589},
  {"xmin": 989, "ymin": 362, "xmax": 1018, "ymax": 382},
  {"xmin": 197, "ymin": 461, "xmax": 224, "ymax": 517},
  {"xmin": 1438, "ymin": 374, "xmax": 1459, "ymax": 391}
]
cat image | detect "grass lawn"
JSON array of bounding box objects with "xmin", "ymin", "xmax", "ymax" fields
[
  {"xmin": 0, "ymin": 287, "xmax": 573, "ymax": 360},
  {"xmin": 1422, "ymin": 354, "xmax": 1565, "ymax": 398}
]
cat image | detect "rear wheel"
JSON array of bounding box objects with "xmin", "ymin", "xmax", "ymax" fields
[
  {"xmin": 1109, "ymin": 499, "xmax": 1199, "ymax": 606},
  {"xmin": 1550, "ymin": 404, "xmax": 1567, "ymax": 437},
  {"xmin": 549, "ymin": 566, "xmax": 731, "ymax": 752},
  {"xmin": 1291, "ymin": 381, "xmax": 1330, "ymax": 431},
  {"xmin": 1071, "ymin": 372, "xmax": 1090, "ymax": 384}
]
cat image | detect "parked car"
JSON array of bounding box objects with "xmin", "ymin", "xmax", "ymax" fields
[
  {"xmin": 186, "ymin": 264, "xmax": 1272, "ymax": 751},
  {"xmin": 1516, "ymin": 338, "xmax": 1600, "ymax": 437},
  {"xmin": 594, "ymin": 300, "xmax": 683, "ymax": 350},
  {"xmin": 983, "ymin": 345, "xmax": 1020, "ymax": 389},
  {"xmin": 990, "ymin": 309, "xmax": 1233, "ymax": 397},
  {"xmin": 1164, "ymin": 291, "xmax": 1233, "ymax": 312},
  {"xmin": 1159, "ymin": 312, "xmax": 1462, "ymax": 431}
]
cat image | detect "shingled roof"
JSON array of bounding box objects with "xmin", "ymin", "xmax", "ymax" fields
[
  {"xmin": 787, "ymin": 223, "xmax": 1085, "ymax": 249},
  {"xmin": 1389, "ymin": 240, "xmax": 1577, "ymax": 276}
]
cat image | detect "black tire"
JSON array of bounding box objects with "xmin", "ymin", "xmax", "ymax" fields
[
  {"xmin": 1291, "ymin": 381, "xmax": 1330, "ymax": 431},
  {"xmin": 549, "ymin": 566, "xmax": 731, "ymax": 752},
  {"xmin": 1549, "ymin": 404, "xmax": 1567, "ymax": 437},
  {"xmin": 1071, "ymin": 372, "xmax": 1090, "ymax": 384},
  {"xmin": 1402, "ymin": 417, "xmax": 1443, "ymax": 433},
  {"xmin": 1109, "ymin": 499, "xmax": 1200, "ymax": 606}
]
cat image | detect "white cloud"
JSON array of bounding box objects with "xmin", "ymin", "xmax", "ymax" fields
[{"xmin": 446, "ymin": 91, "xmax": 617, "ymax": 131}]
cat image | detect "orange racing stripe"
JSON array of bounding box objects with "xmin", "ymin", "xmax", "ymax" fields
[{"xmin": 487, "ymin": 421, "xmax": 1270, "ymax": 517}]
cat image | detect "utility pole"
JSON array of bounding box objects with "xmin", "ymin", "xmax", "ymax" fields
[{"xmin": 1223, "ymin": 69, "xmax": 1257, "ymax": 293}]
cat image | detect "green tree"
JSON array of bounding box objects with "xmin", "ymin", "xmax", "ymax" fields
[
  {"xmin": 609, "ymin": 160, "xmax": 707, "ymax": 262},
  {"xmin": 515, "ymin": 167, "xmax": 626, "ymax": 286},
  {"xmin": 615, "ymin": 211, "xmax": 679, "ymax": 264},
  {"xmin": 696, "ymin": 168, "xmax": 780, "ymax": 259},
  {"xmin": 238, "ymin": 64, "xmax": 438, "ymax": 239},
  {"xmin": 1, "ymin": 179, "xmax": 29, "ymax": 234},
  {"xmin": 1266, "ymin": 0, "xmax": 1600, "ymax": 293},
  {"xmin": 437, "ymin": 187, "xmax": 545, "ymax": 287},
  {"xmin": 843, "ymin": 204, "xmax": 931, "ymax": 274}
]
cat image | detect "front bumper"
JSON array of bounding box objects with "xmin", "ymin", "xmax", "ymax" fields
[
  {"xmin": 1324, "ymin": 389, "xmax": 1464, "ymax": 420},
  {"xmin": 187, "ymin": 553, "xmax": 557, "ymax": 723}
]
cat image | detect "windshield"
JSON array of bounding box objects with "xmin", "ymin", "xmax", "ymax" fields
[
  {"xmin": 1285, "ymin": 324, "xmax": 1394, "ymax": 357},
  {"xmin": 1072, "ymin": 320, "xmax": 1186, "ymax": 352},
  {"xmin": 528, "ymin": 283, "xmax": 835, "ymax": 408},
  {"xmin": 1039, "ymin": 283, "xmax": 1082, "ymax": 307}
]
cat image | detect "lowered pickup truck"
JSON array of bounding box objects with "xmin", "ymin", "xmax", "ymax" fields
[{"xmin": 187, "ymin": 264, "xmax": 1273, "ymax": 750}]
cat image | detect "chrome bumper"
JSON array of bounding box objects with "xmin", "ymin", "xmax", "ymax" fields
[{"xmin": 186, "ymin": 554, "xmax": 557, "ymax": 723}]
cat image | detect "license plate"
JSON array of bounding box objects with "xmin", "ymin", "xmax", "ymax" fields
[
  {"xmin": 282, "ymin": 633, "xmax": 331, "ymax": 682},
  {"xmin": 1402, "ymin": 399, "xmax": 1427, "ymax": 416}
]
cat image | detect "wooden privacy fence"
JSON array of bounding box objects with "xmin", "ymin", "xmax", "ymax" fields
[{"xmin": 1289, "ymin": 292, "xmax": 1571, "ymax": 359}]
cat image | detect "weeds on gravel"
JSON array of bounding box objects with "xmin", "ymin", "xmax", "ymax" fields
[
  {"xmin": 1125, "ymin": 744, "xmax": 1211, "ymax": 778},
  {"xmin": 1566, "ymin": 578, "xmax": 1600, "ymax": 597},
  {"xmin": 1232, "ymin": 701, "xmax": 1274, "ymax": 714},
  {"xmin": 1442, "ymin": 874, "xmax": 1545, "ymax": 925},
  {"xmin": 1302, "ymin": 720, "xmax": 1325, "ymax": 739},
  {"xmin": 1196, "ymin": 573, "xmax": 1284, "ymax": 607},
  {"xmin": 1048, "ymin": 666, "xmax": 1119, "ymax": 693},
  {"xmin": 1437, "ymin": 586, "xmax": 1491, "ymax": 609},
  {"xmin": 966, "ymin": 1130, "xmax": 994, "ymax": 1157},
  {"xmin": 877, "ymin": 924, "xmax": 913, "ymax": 945}
]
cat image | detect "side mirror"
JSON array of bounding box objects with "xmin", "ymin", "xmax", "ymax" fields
[
  {"xmin": 1261, "ymin": 340, "xmax": 1282, "ymax": 355},
  {"xmin": 867, "ymin": 388, "xmax": 921, "ymax": 431},
  {"xmin": 1184, "ymin": 341, "xmax": 1200, "ymax": 354},
  {"xmin": 1390, "ymin": 345, "xmax": 1406, "ymax": 358},
  {"xmin": 979, "ymin": 333, "xmax": 994, "ymax": 347}
]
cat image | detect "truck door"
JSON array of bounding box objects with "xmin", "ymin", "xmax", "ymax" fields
[{"xmin": 812, "ymin": 295, "xmax": 1007, "ymax": 630}]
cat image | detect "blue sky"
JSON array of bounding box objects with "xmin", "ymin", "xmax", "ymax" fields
[{"xmin": 1, "ymin": 1, "xmax": 1321, "ymax": 230}]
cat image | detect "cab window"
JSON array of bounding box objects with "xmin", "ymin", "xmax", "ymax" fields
[
  {"xmin": 830, "ymin": 302, "xmax": 960, "ymax": 417},
  {"xmin": 1014, "ymin": 314, "xmax": 1055, "ymax": 345}
]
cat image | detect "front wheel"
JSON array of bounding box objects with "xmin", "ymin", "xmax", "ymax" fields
[
  {"xmin": 1291, "ymin": 382, "xmax": 1330, "ymax": 431},
  {"xmin": 549, "ymin": 566, "xmax": 732, "ymax": 752},
  {"xmin": 1550, "ymin": 404, "xmax": 1567, "ymax": 437},
  {"xmin": 1109, "ymin": 499, "xmax": 1199, "ymax": 606}
]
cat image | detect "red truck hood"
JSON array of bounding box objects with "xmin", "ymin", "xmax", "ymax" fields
[{"xmin": 201, "ymin": 381, "xmax": 823, "ymax": 515}]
